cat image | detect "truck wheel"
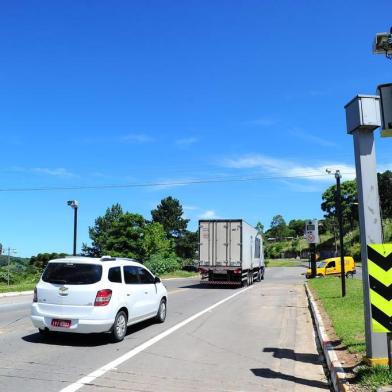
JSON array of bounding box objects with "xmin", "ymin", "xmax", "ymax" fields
[{"xmin": 261, "ymin": 269, "xmax": 265, "ymax": 280}]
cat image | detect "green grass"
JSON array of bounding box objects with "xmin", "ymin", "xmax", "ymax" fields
[
  {"xmin": 265, "ymin": 259, "xmax": 303, "ymax": 267},
  {"xmin": 159, "ymin": 270, "xmax": 198, "ymax": 279},
  {"xmin": 308, "ymin": 277, "xmax": 366, "ymax": 354},
  {"xmin": 356, "ymin": 365, "xmax": 392, "ymax": 391},
  {"xmin": 0, "ymin": 282, "xmax": 37, "ymax": 293}
]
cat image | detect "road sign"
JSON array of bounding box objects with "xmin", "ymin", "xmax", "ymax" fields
[
  {"xmin": 368, "ymin": 244, "xmax": 392, "ymax": 333},
  {"xmin": 305, "ymin": 220, "xmax": 319, "ymax": 244}
]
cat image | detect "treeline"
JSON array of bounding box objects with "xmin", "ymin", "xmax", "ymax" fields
[
  {"xmin": 261, "ymin": 170, "xmax": 392, "ymax": 260},
  {"xmin": 28, "ymin": 197, "xmax": 197, "ymax": 276}
]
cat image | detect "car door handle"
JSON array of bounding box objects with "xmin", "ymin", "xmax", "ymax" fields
[
  {"xmin": 145, "ymin": 291, "xmax": 148, "ymax": 294},
  {"xmin": 127, "ymin": 293, "xmax": 131, "ymax": 296}
]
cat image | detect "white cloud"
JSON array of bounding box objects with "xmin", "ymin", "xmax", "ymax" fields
[
  {"xmin": 222, "ymin": 154, "xmax": 355, "ymax": 182},
  {"xmin": 199, "ymin": 210, "xmax": 219, "ymax": 219},
  {"xmin": 289, "ymin": 128, "xmax": 337, "ymax": 147},
  {"xmin": 10, "ymin": 166, "xmax": 76, "ymax": 178},
  {"xmin": 149, "ymin": 178, "xmax": 194, "ymax": 191},
  {"xmin": 175, "ymin": 137, "xmax": 198, "ymax": 146},
  {"xmin": 183, "ymin": 205, "xmax": 198, "ymax": 211},
  {"xmin": 244, "ymin": 117, "xmax": 277, "ymax": 127},
  {"xmin": 121, "ymin": 133, "xmax": 155, "ymax": 143},
  {"xmin": 31, "ymin": 167, "xmax": 76, "ymax": 177}
]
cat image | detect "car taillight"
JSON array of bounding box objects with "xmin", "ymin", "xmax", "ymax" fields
[
  {"xmin": 198, "ymin": 268, "xmax": 208, "ymax": 274},
  {"xmin": 33, "ymin": 287, "xmax": 38, "ymax": 303},
  {"xmin": 94, "ymin": 289, "xmax": 112, "ymax": 306},
  {"xmin": 233, "ymin": 268, "xmax": 242, "ymax": 275}
]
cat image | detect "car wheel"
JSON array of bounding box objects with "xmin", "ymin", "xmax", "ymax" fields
[
  {"xmin": 155, "ymin": 299, "xmax": 167, "ymax": 323},
  {"xmin": 111, "ymin": 311, "xmax": 127, "ymax": 342},
  {"xmin": 260, "ymin": 269, "xmax": 265, "ymax": 280}
]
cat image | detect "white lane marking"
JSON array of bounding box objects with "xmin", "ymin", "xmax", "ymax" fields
[{"xmin": 60, "ymin": 285, "xmax": 253, "ymax": 392}]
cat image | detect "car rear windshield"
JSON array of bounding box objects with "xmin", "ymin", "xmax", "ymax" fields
[{"xmin": 42, "ymin": 263, "xmax": 103, "ymax": 285}]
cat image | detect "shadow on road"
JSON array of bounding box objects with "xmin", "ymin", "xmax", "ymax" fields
[
  {"xmin": 22, "ymin": 319, "xmax": 155, "ymax": 347},
  {"xmin": 263, "ymin": 347, "xmax": 323, "ymax": 365},
  {"xmin": 250, "ymin": 368, "xmax": 329, "ymax": 389},
  {"xmin": 179, "ymin": 283, "xmax": 242, "ymax": 290}
]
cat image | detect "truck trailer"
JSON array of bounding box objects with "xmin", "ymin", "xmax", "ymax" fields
[{"xmin": 198, "ymin": 219, "xmax": 265, "ymax": 286}]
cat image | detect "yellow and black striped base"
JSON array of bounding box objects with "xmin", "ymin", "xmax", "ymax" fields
[{"xmin": 368, "ymin": 244, "xmax": 392, "ymax": 333}]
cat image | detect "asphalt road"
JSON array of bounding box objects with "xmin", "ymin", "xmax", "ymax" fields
[{"xmin": 0, "ymin": 269, "xmax": 329, "ymax": 392}]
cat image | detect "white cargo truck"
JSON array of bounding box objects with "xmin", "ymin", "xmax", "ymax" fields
[{"xmin": 198, "ymin": 219, "xmax": 264, "ymax": 286}]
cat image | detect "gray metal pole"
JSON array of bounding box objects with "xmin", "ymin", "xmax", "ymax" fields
[
  {"xmin": 73, "ymin": 206, "xmax": 78, "ymax": 256},
  {"xmin": 335, "ymin": 172, "xmax": 346, "ymax": 297},
  {"xmin": 352, "ymin": 128, "xmax": 387, "ymax": 360},
  {"xmin": 7, "ymin": 247, "xmax": 10, "ymax": 286}
]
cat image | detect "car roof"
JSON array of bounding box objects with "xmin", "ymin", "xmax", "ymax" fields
[
  {"xmin": 323, "ymin": 256, "xmax": 353, "ymax": 262},
  {"xmin": 48, "ymin": 256, "xmax": 143, "ymax": 267}
]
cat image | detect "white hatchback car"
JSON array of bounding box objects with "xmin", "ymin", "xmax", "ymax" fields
[{"xmin": 31, "ymin": 256, "xmax": 167, "ymax": 342}]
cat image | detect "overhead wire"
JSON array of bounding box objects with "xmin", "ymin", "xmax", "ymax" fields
[{"xmin": 0, "ymin": 172, "xmax": 356, "ymax": 192}]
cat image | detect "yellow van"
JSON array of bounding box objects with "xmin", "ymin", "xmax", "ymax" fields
[{"xmin": 306, "ymin": 256, "xmax": 356, "ymax": 278}]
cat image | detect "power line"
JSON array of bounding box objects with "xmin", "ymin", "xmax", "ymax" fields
[{"xmin": 0, "ymin": 172, "xmax": 356, "ymax": 193}]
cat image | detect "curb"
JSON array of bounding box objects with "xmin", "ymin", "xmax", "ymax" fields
[
  {"xmin": 305, "ymin": 283, "xmax": 350, "ymax": 392},
  {"xmin": 0, "ymin": 290, "xmax": 33, "ymax": 298}
]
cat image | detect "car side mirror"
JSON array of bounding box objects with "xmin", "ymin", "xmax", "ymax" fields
[{"xmin": 154, "ymin": 276, "xmax": 161, "ymax": 284}]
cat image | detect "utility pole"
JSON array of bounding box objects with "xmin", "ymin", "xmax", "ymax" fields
[
  {"xmin": 335, "ymin": 170, "xmax": 346, "ymax": 297},
  {"xmin": 5, "ymin": 247, "xmax": 17, "ymax": 286}
]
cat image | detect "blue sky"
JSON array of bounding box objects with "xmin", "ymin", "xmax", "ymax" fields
[{"xmin": 1, "ymin": 1, "xmax": 391, "ymax": 257}]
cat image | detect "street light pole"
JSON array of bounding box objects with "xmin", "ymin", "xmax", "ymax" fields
[
  {"xmin": 67, "ymin": 200, "xmax": 79, "ymax": 256},
  {"xmin": 326, "ymin": 169, "xmax": 346, "ymax": 297},
  {"xmin": 73, "ymin": 205, "xmax": 78, "ymax": 256},
  {"xmin": 335, "ymin": 170, "xmax": 346, "ymax": 297}
]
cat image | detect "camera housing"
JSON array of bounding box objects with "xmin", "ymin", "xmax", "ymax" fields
[{"xmin": 373, "ymin": 31, "xmax": 392, "ymax": 56}]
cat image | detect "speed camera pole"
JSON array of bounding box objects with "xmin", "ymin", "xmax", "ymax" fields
[
  {"xmin": 345, "ymin": 95, "xmax": 387, "ymax": 361},
  {"xmin": 335, "ymin": 171, "xmax": 346, "ymax": 297},
  {"xmin": 310, "ymin": 243, "xmax": 317, "ymax": 278}
]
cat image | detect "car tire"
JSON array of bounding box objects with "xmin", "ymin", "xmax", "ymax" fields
[
  {"xmin": 111, "ymin": 311, "xmax": 128, "ymax": 342},
  {"xmin": 260, "ymin": 269, "xmax": 265, "ymax": 280},
  {"xmin": 155, "ymin": 299, "xmax": 167, "ymax": 323}
]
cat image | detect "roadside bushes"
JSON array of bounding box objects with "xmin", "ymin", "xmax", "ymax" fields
[{"xmin": 144, "ymin": 252, "xmax": 181, "ymax": 275}]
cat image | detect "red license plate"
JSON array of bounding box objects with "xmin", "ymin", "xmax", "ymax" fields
[{"xmin": 51, "ymin": 319, "xmax": 71, "ymax": 328}]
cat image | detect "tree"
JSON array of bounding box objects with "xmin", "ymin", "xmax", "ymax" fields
[
  {"xmin": 175, "ymin": 230, "xmax": 198, "ymax": 259},
  {"xmin": 256, "ymin": 222, "xmax": 264, "ymax": 234},
  {"xmin": 378, "ymin": 170, "xmax": 392, "ymax": 219},
  {"xmin": 151, "ymin": 197, "xmax": 189, "ymax": 237},
  {"xmin": 141, "ymin": 222, "xmax": 174, "ymax": 259},
  {"xmin": 29, "ymin": 252, "xmax": 68, "ymax": 270},
  {"xmin": 103, "ymin": 212, "xmax": 145, "ymax": 258},
  {"xmin": 82, "ymin": 204, "xmax": 124, "ymax": 257},
  {"xmin": 321, "ymin": 180, "xmax": 357, "ymax": 231},
  {"xmin": 82, "ymin": 204, "xmax": 147, "ymax": 259},
  {"xmin": 288, "ymin": 219, "xmax": 306, "ymax": 237},
  {"xmin": 267, "ymin": 215, "xmax": 293, "ymax": 240}
]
